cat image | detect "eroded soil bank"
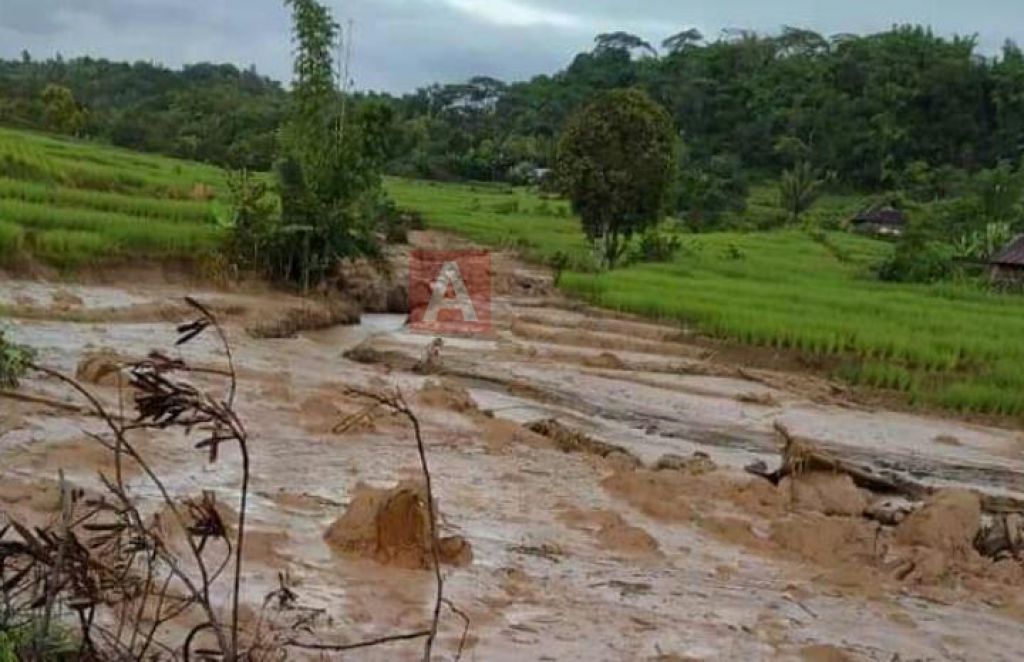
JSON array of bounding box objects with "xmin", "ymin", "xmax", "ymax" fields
[{"xmin": 4, "ymin": 234, "xmax": 1024, "ymax": 661}]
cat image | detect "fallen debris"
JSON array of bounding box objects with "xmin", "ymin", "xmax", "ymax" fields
[
  {"xmin": 75, "ymin": 350, "xmax": 124, "ymax": 386},
  {"xmin": 779, "ymin": 472, "xmax": 868, "ymax": 517},
  {"xmin": 324, "ymin": 481, "xmax": 471, "ymax": 570},
  {"xmin": 896, "ymin": 489, "xmax": 981, "ymax": 556},
  {"xmin": 507, "ymin": 542, "xmax": 564, "ymax": 563},
  {"xmin": 527, "ymin": 418, "xmax": 640, "ymax": 465},
  {"xmin": 752, "ymin": 421, "xmax": 931, "ymax": 499},
  {"xmin": 976, "ymin": 513, "xmax": 1024, "ymax": 559},
  {"xmin": 417, "ymin": 379, "xmax": 477, "ymax": 413},
  {"xmin": 736, "ymin": 391, "xmax": 780, "ymax": 407},
  {"xmin": 247, "ymin": 299, "xmax": 359, "ymax": 339},
  {"xmin": 654, "ymin": 452, "xmax": 716, "ymax": 475},
  {"xmin": 414, "ymin": 337, "xmax": 445, "ymax": 374}
]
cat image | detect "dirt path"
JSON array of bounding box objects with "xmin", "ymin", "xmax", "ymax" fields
[{"xmin": 3, "ymin": 243, "xmax": 1024, "ymax": 660}]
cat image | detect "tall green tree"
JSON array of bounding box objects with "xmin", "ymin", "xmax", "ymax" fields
[
  {"xmin": 40, "ymin": 84, "xmax": 86, "ymax": 136},
  {"xmin": 268, "ymin": 0, "xmax": 388, "ymax": 287},
  {"xmin": 556, "ymin": 88, "xmax": 678, "ymax": 268}
]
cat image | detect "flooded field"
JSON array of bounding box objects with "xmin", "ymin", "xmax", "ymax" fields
[{"xmin": 3, "ymin": 238, "xmax": 1024, "ymax": 660}]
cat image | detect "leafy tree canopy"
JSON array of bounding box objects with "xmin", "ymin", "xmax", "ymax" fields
[{"xmin": 556, "ymin": 88, "xmax": 678, "ymax": 268}]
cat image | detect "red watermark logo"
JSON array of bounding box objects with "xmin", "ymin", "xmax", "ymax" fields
[{"xmin": 409, "ymin": 250, "xmax": 492, "ymax": 335}]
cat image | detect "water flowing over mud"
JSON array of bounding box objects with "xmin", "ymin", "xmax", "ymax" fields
[{"xmin": 4, "ymin": 235, "xmax": 1024, "ymax": 660}]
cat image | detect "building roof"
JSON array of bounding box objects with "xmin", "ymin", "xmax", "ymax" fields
[
  {"xmin": 991, "ymin": 235, "xmax": 1024, "ymax": 267},
  {"xmin": 851, "ymin": 207, "xmax": 907, "ymax": 226}
]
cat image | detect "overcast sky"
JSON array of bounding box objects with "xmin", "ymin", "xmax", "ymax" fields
[{"xmin": 3, "ymin": 0, "xmax": 1024, "ymax": 93}]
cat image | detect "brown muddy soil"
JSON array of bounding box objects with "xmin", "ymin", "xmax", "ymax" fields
[{"xmin": 3, "ymin": 235, "xmax": 1024, "ymax": 660}]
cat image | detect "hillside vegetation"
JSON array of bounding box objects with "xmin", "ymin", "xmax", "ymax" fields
[
  {"xmin": 0, "ymin": 126, "xmax": 226, "ymax": 267},
  {"xmin": 388, "ymin": 177, "xmax": 1024, "ymax": 419}
]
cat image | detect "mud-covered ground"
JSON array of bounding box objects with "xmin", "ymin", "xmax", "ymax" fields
[{"xmin": 3, "ymin": 235, "xmax": 1024, "ymax": 661}]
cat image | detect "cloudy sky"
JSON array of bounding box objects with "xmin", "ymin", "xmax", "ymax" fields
[{"xmin": 3, "ymin": 0, "xmax": 1024, "ymax": 92}]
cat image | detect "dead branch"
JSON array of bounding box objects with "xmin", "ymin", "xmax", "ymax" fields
[{"xmin": 344, "ymin": 386, "xmax": 447, "ymax": 661}]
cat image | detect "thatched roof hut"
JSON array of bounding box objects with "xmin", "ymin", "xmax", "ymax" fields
[{"xmin": 990, "ymin": 235, "xmax": 1024, "ymax": 284}]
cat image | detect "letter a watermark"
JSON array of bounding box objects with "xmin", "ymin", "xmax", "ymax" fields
[
  {"xmin": 423, "ymin": 260, "xmax": 479, "ymax": 324},
  {"xmin": 409, "ymin": 250, "xmax": 492, "ymax": 335}
]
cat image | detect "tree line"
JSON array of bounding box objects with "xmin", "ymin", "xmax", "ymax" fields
[{"xmin": 7, "ymin": 24, "xmax": 1024, "ymax": 189}]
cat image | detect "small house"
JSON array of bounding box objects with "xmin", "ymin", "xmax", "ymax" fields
[
  {"xmin": 850, "ymin": 207, "xmax": 907, "ymax": 237},
  {"xmin": 989, "ymin": 235, "xmax": 1024, "ymax": 285}
]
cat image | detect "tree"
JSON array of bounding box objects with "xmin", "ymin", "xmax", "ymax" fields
[
  {"xmin": 662, "ymin": 29, "xmax": 704, "ymax": 55},
  {"xmin": 594, "ymin": 32, "xmax": 658, "ymax": 58},
  {"xmin": 556, "ymin": 88, "xmax": 678, "ymax": 268},
  {"xmin": 40, "ymin": 84, "xmax": 86, "ymax": 135},
  {"xmin": 779, "ymin": 161, "xmax": 825, "ymax": 224}
]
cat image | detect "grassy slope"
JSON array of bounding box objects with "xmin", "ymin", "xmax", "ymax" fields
[
  {"xmin": 0, "ymin": 127, "xmax": 226, "ymax": 267},
  {"xmin": 387, "ymin": 177, "xmax": 1024, "ymax": 419}
]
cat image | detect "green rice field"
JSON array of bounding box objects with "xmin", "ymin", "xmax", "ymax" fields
[
  {"xmin": 386, "ymin": 177, "xmax": 1024, "ymax": 419},
  {"xmin": 0, "ymin": 126, "xmax": 226, "ymax": 266}
]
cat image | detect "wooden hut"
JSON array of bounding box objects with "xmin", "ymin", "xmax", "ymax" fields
[
  {"xmin": 989, "ymin": 235, "xmax": 1024, "ymax": 285},
  {"xmin": 850, "ymin": 207, "xmax": 907, "ymax": 237}
]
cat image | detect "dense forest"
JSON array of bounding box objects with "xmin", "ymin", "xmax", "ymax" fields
[{"xmin": 5, "ymin": 25, "xmax": 1024, "ymax": 239}]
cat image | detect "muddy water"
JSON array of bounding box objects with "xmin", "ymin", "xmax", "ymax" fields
[{"xmin": 3, "ymin": 273, "xmax": 1024, "ymax": 661}]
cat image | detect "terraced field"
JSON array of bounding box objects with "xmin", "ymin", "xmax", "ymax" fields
[
  {"xmin": 0, "ymin": 126, "xmax": 226, "ymax": 266},
  {"xmin": 387, "ymin": 177, "xmax": 1024, "ymax": 419}
]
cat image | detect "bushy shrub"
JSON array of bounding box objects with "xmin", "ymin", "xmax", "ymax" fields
[
  {"xmin": 626, "ymin": 228, "xmax": 683, "ymax": 264},
  {"xmin": 0, "ymin": 326, "xmax": 34, "ymax": 389},
  {"xmin": 877, "ymin": 222, "xmax": 954, "ymax": 283}
]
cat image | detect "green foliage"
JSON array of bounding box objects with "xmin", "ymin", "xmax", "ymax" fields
[
  {"xmin": 223, "ymin": 169, "xmax": 275, "ymax": 270},
  {"xmin": 556, "ymin": 88, "xmax": 678, "ymax": 268},
  {"xmin": 676, "ymin": 152, "xmax": 748, "ymax": 228},
  {"xmin": 40, "ymin": 85, "xmax": 86, "ymax": 136},
  {"xmin": 779, "ymin": 161, "xmax": 825, "ymax": 224},
  {"xmin": 0, "ymin": 57, "xmax": 287, "ymax": 170},
  {"xmin": 952, "ymin": 222, "xmax": 1014, "ymax": 261},
  {"xmin": 221, "ymin": 0, "xmax": 390, "ymax": 288},
  {"xmin": 876, "ymin": 221, "xmax": 954, "ymax": 283},
  {"xmin": 625, "ymin": 228, "xmax": 684, "ymax": 264},
  {"xmin": 0, "ymin": 326, "xmax": 34, "ymax": 389},
  {"xmin": 0, "ymin": 622, "xmax": 77, "ymax": 661}
]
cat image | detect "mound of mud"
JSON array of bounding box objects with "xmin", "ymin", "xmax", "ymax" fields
[
  {"xmin": 896, "ymin": 489, "xmax": 981, "ymax": 555},
  {"xmin": 324, "ymin": 481, "xmax": 472, "ymax": 570},
  {"xmin": 527, "ymin": 419, "xmax": 640, "ymax": 466},
  {"xmin": 770, "ymin": 513, "xmax": 879, "ymax": 566},
  {"xmin": 655, "ymin": 452, "xmax": 717, "ymax": 476},
  {"xmin": 76, "ymin": 351, "xmax": 124, "ymax": 386},
  {"xmin": 417, "ymin": 379, "xmax": 477, "ymax": 413},
  {"xmin": 582, "ymin": 352, "xmax": 627, "ymax": 370},
  {"xmin": 247, "ymin": 299, "xmax": 359, "ymax": 339},
  {"xmin": 559, "ymin": 506, "xmax": 661, "ymax": 557},
  {"xmin": 779, "ymin": 472, "xmax": 868, "ymax": 517}
]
